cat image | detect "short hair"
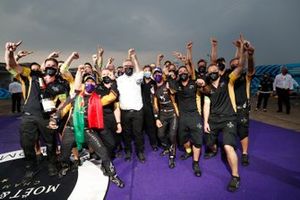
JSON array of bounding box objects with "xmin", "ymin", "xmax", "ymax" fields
[
  {"xmin": 143, "ymin": 65, "xmax": 152, "ymax": 72},
  {"xmin": 229, "ymin": 57, "xmax": 239, "ymax": 65},
  {"xmin": 207, "ymin": 63, "xmax": 217, "ymax": 70},
  {"xmin": 44, "ymin": 58, "xmax": 58, "ymax": 67},
  {"xmin": 30, "ymin": 62, "xmax": 40, "ymax": 68},
  {"xmin": 164, "ymin": 60, "xmax": 171, "ymax": 65},
  {"xmin": 217, "ymin": 57, "xmax": 226, "ymax": 63},
  {"xmin": 197, "ymin": 59, "xmax": 207, "ymax": 66},
  {"xmin": 84, "ymin": 62, "xmax": 93, "ymax": 68}
]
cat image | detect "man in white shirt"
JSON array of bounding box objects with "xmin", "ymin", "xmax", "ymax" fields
[
  {"xmin": 117, "ymin": 49, "xmax": 145, "ymax": 163},
  {"xmin": 273, "ymin": 66, "xmax": 293, "ymax": 114},
  {"xmin": 9, "ymin": 78, "xmax": 22, "ymax": 113}
]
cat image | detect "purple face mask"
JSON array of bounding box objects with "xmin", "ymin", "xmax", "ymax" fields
[
  {"xmin": 154, "ymin": 74, "xmax": 162, "ymax": 83},
  {"xmin": 85, "ymin": 83, "xmax": 95, "ymax": 93}
]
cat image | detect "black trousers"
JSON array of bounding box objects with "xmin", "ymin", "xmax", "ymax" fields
[
  {"xmin": 256, "ymin": 92, "xmax": 270, "ymax": 109},
  {"xmin": 143, "ymin": 105, "xmax": 158, "ymax": 147},
  {"xmin": 157, "ymin": 111, "xmax": 177, "ymax": 157},
  {"xmin": 60, "ymin": 127, "xmax": 113, "ymax": 172},
  {"xmin": 121, "ymin": 109, "xmax": 144, "ymax": 153},
  {"xmin": 276, "ymin": 87, "xmax": 290, "ymax": 113},
  {"xmin": 20, "ymin": 114, "xmax": 56, "ymax": 169},
  {"xmin": 12, "ymin": 93, "xmax": 22, "ymax": 113}
]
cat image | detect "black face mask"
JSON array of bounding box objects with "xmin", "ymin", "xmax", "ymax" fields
[
  {"xmin": 102, "ymin": 76, "xmax": 112, "ymax": 84},
  {"xmin": 198, "ymin": 67, "xmax": 206, "ymax": 74},
  {"xmin": 31, "ymin": 70, "xmax": 42, "ymax": 77},
  {"xmin": 45, "ymin": 67, "xmax": 58, "ymax": 77},
  {"xmin": 209, "ymin": 72, "xmax": 219, "ymax": 81},
  {"xmin": 217, "ymin": 63, "xmax": 225, "ymax": 71},
  {"xmin": 179, "ymin": 73, "xmax": 189, "ymax": 81},
  {"xmin": 230, "ymin": 64, "xmax": 238, "ymax": 71},
  {"xmin": 117, "ymin": 71, "xmax": 124, "ymax": 77},
  {"xmin": 125, "ymin": 68, "xmax": 133, "ymax": 76}
]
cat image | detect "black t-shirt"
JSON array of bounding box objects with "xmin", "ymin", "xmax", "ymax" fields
[
  {"xmin": 154, "ymin": 82, "xmax": 174, "ymax": 111},
  {"xmin": 169, "ymin": 79, "xmax": 199, "ymax": 113},
  {"xmin": 206, "ymin": 76, "xmax": 235, "ymax": 117},
  {"xmin": 234, "ymin": 72, "xmax": 248, "ymax": 106},
  {"xmin": 141, "ymin": 78, "xmax": 156, "ymax": 106},
  {"xmin": 95, "ymin": 81, "xmax": 118, "ymax": 115},
  {"xmin": 23, "ymin": 74, "xmax": 44, "ymax": 117},
  {"xmin": 259, "ymin": 77, "xmax": 273, "ymax": 92}
]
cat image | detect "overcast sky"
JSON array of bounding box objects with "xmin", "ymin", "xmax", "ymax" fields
[{"xmin": 0, "ymin": 0, "xmax": 299, "ymax": 67}]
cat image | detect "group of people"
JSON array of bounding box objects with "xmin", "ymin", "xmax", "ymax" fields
[{"xmin": 5, "ymin": 35, "xmax": 255, "ymax": 192}]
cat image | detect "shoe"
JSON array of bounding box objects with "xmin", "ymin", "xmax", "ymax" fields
[
  {"xmin": 124, "ymin": 152, "xmax": 132, "ymax": 161},
  {"xmin": 48, "ymin": 165, "xmax": 58, "ymax": 177},
  {"xmin": 192, "ymin": 162, "xmax": 201, "ymax": 177},
  {"xmin": 137, "ymin": 152, "xmax": 146, "ymax": 163},
  {"xmin": 180, "ymin": 152, "xmax": 192, "ymax": 160},
  {"xmin": 204, "ymin": 150, "xmax": 217, "ymax": 159},
  {"xmin": 89, "ymin": 152, "xmax": 100, "ymax": 160},
  {"xmin": 23, "ymin": 165, "xmax": 39, "ymax": 182},
  {"xmin": 263, "ymin": 109, "xmax": 267, "ymax": 112},
  {"xmin": 241, "ymin": 154, "xmax": 249, "ymax": 166},
  {"xmin": 227, "ymin": 176, "xmax": 240, "ymax": 192},
  {"xmin": 36, "ymin": 154, "xmax": 44, "ymax": 165},
  {"xmin": 58, "ymin": 162, "xmax": 70, "ymax": 178},
  {"xmin": 168, "ymin": 157, "xmax": 175, "ymax": 169},
  {"xmin": 152, "ymin": 145, "xmax": 159, "ymax": 152},
  {"xmin": 110, "ymin": 175, "xmax": 125, "ymax": 188},
  {"xmin": 70, "ymin": 159, "xmax": 81, "ymax": 172},
  {"xmin": 254, "ymin": 108, "xmax": 258, "ymax": 111},
  {"xmin": 160, "ymin": 149, "xmax": 169, "ymax": 157}
]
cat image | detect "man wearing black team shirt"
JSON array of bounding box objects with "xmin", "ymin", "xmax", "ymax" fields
[
  {"xmin": 228, "ymin": 41, "xmax": 255, "ymax": 166},
  {"xmin": 5, "ymin": 41, "xmax": 67, "ymax": 180},
  {"xmin": 168, "ymin": 64, "xmax": 205, "ymax": 177},
  {"xmin": 203, "ymin": 35, "xmax": 245, "ymax": 192},
  {"xmin": 141, "ymin": 65, "xmax": 159, "ymax": 151},
  {"xmin": 95, "ymin": 68, "xmax": 122, "ymax": 158}
]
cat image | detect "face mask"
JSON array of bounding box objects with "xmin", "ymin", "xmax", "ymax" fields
[
  {"xmin": 217, "ymin": 63, "xmax": 225, "ymax": 71},
  {"xmin": 154, "ymin": 74, "xmax": 163, "ymax": 83},
  {"xmin": 31, "ymin": 70, "xmax": 42, "ymax": 77},
  {"xmin": 144, "ymin": 71, "xmax": 152, "ymax": 79},
  {"xmin": 198, "ymin": 67, "xmax": 206, "ymax": 74},
  {"xmin": 85, "ymin": 83, "xmax": 95, "ymax": 93},
  {"xmin": 45, "ymin": 67, "xmax": 58, "ymax": 77},
  {"xmin": 209, "ymin": 72, "xmax": 219, "ymax": 81},
  {"xmin": 125, "ymin": 68, "xmax": 133, "ymax": 76},
  {"xmin": 179, "ymin": 73, "xmax": 189, "ymax": 81},
  {"xmin": 102, "ymin": 76, "xmax": 111, "ymax": 84},
  {"xmin": 117, "ymin": 71, "xmax": 124, "ymax": 77},
  {"xmin": 230, "ymin": 64, "xmax": 238, "ymax": 71}
]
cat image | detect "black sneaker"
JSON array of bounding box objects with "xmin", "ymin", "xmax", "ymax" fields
[
  {"xmin": 70, "ymin": 159, "xmax": 81, "ymax": 172},
  {"xmin": 204, "ymin": 150, "xmax": 217, "ymax": 159},
  {"xmin": 110, "ymin": 175, "xmax": 125, "ymax": 188},
  {"xmin": 58, "ymin": 162, "xmax": 70, "ymax": 178},
  {"xmin": 137, "ymin": 152, "xmax": 146, "ymax": 163},
  {"xmin": 152, "ymin": 145, "xmax": 159, "ymax": 152},
  {"xmin": 241, "ymin": 154, "xmax": 249, "ymax": 166},
  {"xmin": 192, "ymin": 162, "xmax": 201, "ymax": 177},
  {"xmin": 227, "ymin": 176, "xmax": 240, "ymax": 192},
  {"xmin": 124, "ymin": 152, "xmax": 132, "ymax": 161},
  {"xmin": 23, "ymin": 165, "xmax": 40, "ymax": 182},
  {"xmin": 48, "ymin": 165, "xmax": 58, "ymax": 177},
  {"xmin": 180, "ymin": 152, "xmax": 192, "ymax": 160},
  {"xmin": 160, "ymin": 149, "xmax": 169, "ymax": 157},
  {"xmin": 168, "ymin": 157, "xmax": 175, "ymax": 169}
]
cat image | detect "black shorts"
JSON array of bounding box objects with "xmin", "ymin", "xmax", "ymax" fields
[
  {"xmin": 236, "ymin": 108, "xmax": 249, "ymax": 140},
  {"xmin": 178, "ymin": 111, "xmax": 203, "ymax": 148},
  {"xmin": 206, "ymin": 115, "xmax": 237, "ymax": 148}
]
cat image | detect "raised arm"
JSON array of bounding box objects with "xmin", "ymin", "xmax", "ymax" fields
[
  {"xmin": 156, "ymin": 54, "xmax": 164, "ymax": 68},
  {"xmin": 5, "ymin": 41, "xmax": 23, "ymax": 74},
  {"xmin": 74, "ymin": 65, "xmax": 85, "ymax": 91},
  {"xmin": 96, "ymin": 46, "xmax": 104, "ymax": 71},
  {"xmin": 210, "ymin": 37, "xmax": 218, "ymax": 64},
  {"xmin": 245, "ymin": 44, "xmax": 255, "ymax": 77},
  {"xmin": 129, "ymin": 48, "xmax": 141, "ymax": 73},
  {"xmin": 186, "ymin": 41, "xmax": 196, "ymax": 79},
  {"xmin": 105, "ymin": 57, "xmax": 114, "ymax": 68},
  {"xmin": 15, "ymin": 50, "xmax": 33, "ymax": 62},
  {"xmin": 231, "ymin": 35, "xmax": 246, "ymax": 80},
  {"xmin": 61, "ymin": 52, "xmax": 79, "ymax": 73}
]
